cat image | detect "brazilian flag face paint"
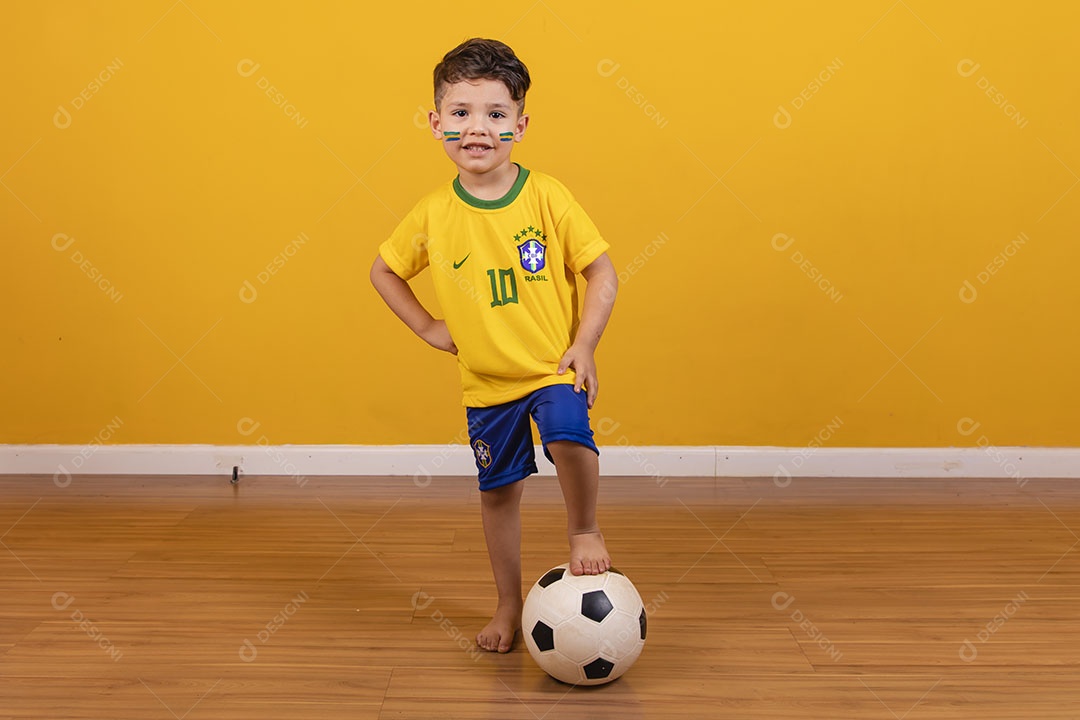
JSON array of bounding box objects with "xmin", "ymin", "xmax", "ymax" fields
[
  {"xmin": 499, "ymin": 132, "xmax": 514, "ymax": 142},
  {"xmin": 444, "ymin": 131, "xmax": 461, "ymax": 142}
]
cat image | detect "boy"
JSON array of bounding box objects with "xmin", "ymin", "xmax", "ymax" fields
[{"xmin": 370, "ymin": 38, "xmax": 618, "ymax": 654}]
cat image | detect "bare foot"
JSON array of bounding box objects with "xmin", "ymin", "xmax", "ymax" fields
[
  {"xmin": 477, "ymin": 602, "xmax": 521, "ymax": 653},
  {"xmin": 569, "ymin": 531, "xmax": 611, "ymax": 576}
]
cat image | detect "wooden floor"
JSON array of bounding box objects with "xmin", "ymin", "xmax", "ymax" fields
[{"xmin": 1, "ymin": 474, "xmax": 1078, "ymax": 719}]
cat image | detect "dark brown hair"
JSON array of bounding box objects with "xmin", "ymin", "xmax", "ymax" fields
[{"xmin": 433, "ymin": 38, "xmax": 531, "ymax": 113}]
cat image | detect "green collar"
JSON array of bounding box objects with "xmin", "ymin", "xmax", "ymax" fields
[{"xmin": 453, "ymin": 164, "xmax": 530, "ymax": 209}]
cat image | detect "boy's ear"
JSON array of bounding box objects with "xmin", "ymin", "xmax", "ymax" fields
[
  {"xmin": 515, "ymin": 113, "xmax": 529, "ymax": 141},
  {"xmin": 428, "ymin": 110, "xmax": 442, "ymax": 140}
]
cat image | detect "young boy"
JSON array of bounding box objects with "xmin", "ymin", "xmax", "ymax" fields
[{"xmin": 370, "ymin": 38, "xmax": 618, "ymax": 654}]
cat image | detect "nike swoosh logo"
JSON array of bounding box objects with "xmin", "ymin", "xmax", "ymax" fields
[{"xmin": 453, "ymin": 253, "xmax": 471, "ymax": 269}]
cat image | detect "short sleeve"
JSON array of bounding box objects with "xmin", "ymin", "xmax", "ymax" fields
[
  {"xmin": 557, "ymin": 199, "xmax": 610, "ymax": 274},
  {"xmin": 378, "ymin": 203, "xmax": 430, "ymax": 280}
]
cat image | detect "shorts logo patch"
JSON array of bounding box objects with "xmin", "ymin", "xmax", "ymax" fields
[{"xmin": 473, "ymin": 439, "xmax": 493, "ymax": 469}]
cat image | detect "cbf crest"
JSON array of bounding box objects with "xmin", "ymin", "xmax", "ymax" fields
[
  {"xmin": 473, "ymin": 439, "xmax": 492, "ymax": 469},
  {"xmin": 515, "ymin": 226, "xmax": 547, "ymax": 274}
]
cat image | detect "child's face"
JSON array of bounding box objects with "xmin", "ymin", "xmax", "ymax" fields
[{"xmin": 430, "ymin": 78, "xmax": 528, "ymax": 177}]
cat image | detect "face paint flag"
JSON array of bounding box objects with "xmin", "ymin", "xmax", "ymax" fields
[
  {"xmin": 444, "ymin": 130, "xmax": 461, "ymax": 142},
  {"xmin": 499, "ymin": 132, "xmax": 514, "ymax": 142}
]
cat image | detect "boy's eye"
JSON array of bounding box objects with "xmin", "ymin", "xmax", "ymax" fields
[
  {"xmin": 452, "ymin": 110, "xmax": 467, "ymax": 117},
  {"xmin": 490, "ymin": 112, "xmax": 505, "ymax": 119}
]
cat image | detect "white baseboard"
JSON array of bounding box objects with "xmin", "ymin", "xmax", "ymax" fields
[{"xmin": 0, "ymin": 444, "xmax": 1076, "ymax": 481}]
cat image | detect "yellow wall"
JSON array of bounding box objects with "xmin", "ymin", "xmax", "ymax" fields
[{"xmin": 3, "ymin": 2, "xmax": 1077, "ymax": 448}]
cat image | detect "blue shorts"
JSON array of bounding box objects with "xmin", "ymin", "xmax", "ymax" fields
[{"xmin": 466, "ymin": 384, "xmax": 599, "ymax": 491}]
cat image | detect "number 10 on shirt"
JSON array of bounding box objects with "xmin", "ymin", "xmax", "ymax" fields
[{"xmin": 487, "ymin": 268, "xmax": 519, "ymax": 308}]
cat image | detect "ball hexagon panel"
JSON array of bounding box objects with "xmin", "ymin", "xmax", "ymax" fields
[
  {"xmin": 552, "ymin": 613, "xmax": 606, "ymax": 665},
  {"xmin": 599, "ymin": 572, "xmax": 643, "ymax": 610},
  {"xmin": 535, "ymin": 579, "xmax": 581, "ymax": 624},
  {"xmin": 597, "ymin": 609, "xmax": 644, "ymax": 662}
]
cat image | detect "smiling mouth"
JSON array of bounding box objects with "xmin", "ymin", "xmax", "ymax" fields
[{"xmin": 463, "ymin": 143, "xmax": 493, "ymax": 154}]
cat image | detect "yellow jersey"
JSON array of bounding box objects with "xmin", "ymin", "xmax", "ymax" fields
[{"xmin": 380, "ymin": 165, "xmax": 609, "ymax": 407}]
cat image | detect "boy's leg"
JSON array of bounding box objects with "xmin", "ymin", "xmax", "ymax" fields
[
  {"xmin": 547, "ymin": 440, "xmax": 611, "ymax": 576},
  {"xmin": 531, "ymin": 384, "xmax": 611, "ymax": 577},
  {"xmin": 476, "ymin": 480, "xmax": 524, "ymax": 653},
  {"xmin": 467, "ymin": 399, "xmax": 536, "ymax": 653}
]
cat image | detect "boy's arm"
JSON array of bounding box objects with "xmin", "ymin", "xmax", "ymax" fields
[
  {"xmin": 557, "ymin": 252, "xmax": 618, "ymax": 408},
  {"xmin": 370, "ymin": 256, "xmax": 457, "ymax": 354}
]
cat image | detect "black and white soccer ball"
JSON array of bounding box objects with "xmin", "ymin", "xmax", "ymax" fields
[{"xmin": 521, "ymin": 564, "xmax": 646, "ymax": 685}]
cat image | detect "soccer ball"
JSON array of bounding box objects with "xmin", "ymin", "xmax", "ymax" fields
[{"xmin": 521, "ymin": 564, "xmax": 646, "ymax": 685}]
